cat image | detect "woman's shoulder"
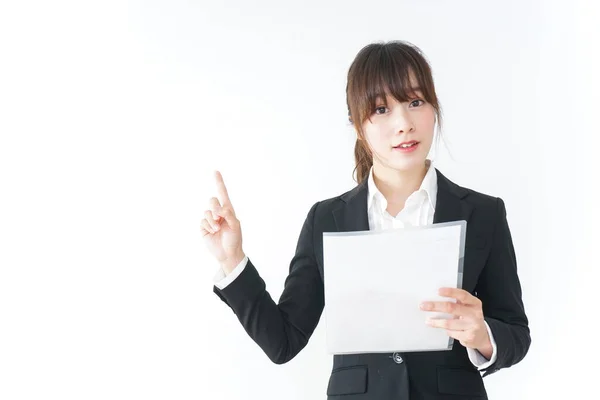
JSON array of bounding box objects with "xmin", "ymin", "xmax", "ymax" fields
[
  {"xmin": 459, "ymin": 184, "xmax": 500, "ymax": 205},
  {"xmin": 314, "ymin": 179, "xmax": 368, "ymax": 210},
  {"xmin": 298, "ymin": 185, "xmax": 363, "ymax": 225},
  {"xmin": 438, "ymin": 169, "xmax": 504, "ymax": 205},
  {"xmin": 448, "ymin": 178, "xmax": 507, "ymax": 218}
]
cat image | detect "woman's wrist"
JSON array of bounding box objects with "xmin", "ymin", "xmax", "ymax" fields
[{"xmin": 220, "ymin": 251, "xmax": 246, "ymax": 275}]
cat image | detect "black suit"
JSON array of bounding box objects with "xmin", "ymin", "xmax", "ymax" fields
[{"xmin": 213, "ymin": 169, "xmax": 531, "ymax": 399}]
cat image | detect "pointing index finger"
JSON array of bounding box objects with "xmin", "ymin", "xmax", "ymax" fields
[{"xmin": 214, "ymin": 170, "xmax": 232, "ymax": 207}]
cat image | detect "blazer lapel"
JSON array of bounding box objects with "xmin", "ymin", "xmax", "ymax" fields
[
  {"xmin": 332, "ymin": 168, "xmax": 473, "ymax": 232},
  {"xmin": 433, "ymin": 168, "xmax": 473, "ymax": 225},
  {"xmin": 332, "ymin": 177, "xmax": 370, "ymax": 232}
]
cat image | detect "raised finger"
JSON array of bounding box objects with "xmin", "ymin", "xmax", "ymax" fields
[{"xmin": 214, "ymin": 171, "xmax": 233, "ymax": 208}]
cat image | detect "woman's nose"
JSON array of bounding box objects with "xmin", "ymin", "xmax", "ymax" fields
[{"xmin": 392, "ymin": 108, "xmax": 415, "ymax": 133}]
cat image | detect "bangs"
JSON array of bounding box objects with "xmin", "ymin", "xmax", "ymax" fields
[{"xmin": 346, "ymin": 41, "xmax": 440, "ymax": 126}]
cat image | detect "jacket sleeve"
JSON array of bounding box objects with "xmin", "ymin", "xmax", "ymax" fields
[
  {"xmin": 213, "ymin": 201, "xmax": 324, "ymax": 364},
  {"xmin": 476, "ymin": 197, "xmax": 531, "ymax": 377}
]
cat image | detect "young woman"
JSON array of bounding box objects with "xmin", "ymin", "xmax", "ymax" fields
[{"xmin": 201, "ymin": 40, "xmax": 530, "ymax": 400}]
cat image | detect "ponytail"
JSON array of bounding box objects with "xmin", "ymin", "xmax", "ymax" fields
[{"xmin": 353, "ymin": 137, "xmax": 373, "ymax": 184}]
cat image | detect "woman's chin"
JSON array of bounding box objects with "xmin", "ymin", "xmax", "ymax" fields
[{"xmin": 387, "ymin": 157, "xmax": 428, "ymax": 172}]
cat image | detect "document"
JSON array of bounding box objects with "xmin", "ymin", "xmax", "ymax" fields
[{"xmin": 322, "ymin": 220, "xmax": 466, "ymax": 355}]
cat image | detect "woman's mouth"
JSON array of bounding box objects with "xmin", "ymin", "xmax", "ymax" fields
[{"xmin": 393, "ymin": 141, "xmax": 420, "ymax": 153}]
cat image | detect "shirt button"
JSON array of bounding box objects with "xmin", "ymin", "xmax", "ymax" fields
[{"xmin": 392, "ymin": 352, "xmax": 404, "ymax": 364}]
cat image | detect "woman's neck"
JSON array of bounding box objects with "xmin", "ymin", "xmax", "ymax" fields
[{"xmin": 372, "ymin": 161, "xmax": 429, "ymax": 205}]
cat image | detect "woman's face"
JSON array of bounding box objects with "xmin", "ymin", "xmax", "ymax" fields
[{"xmin": 361, "ymin": 84, "xmax": 436, "ymax": 174}]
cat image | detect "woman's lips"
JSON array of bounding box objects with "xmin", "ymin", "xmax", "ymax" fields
[{"xmin": 393, "ymin": 141, "xmax": 420, "ymax": 152}]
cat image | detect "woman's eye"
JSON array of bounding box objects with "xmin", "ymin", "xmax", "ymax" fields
[{"xmin": 374, "ymin": 100, "xmax": 424, "ymax": 115}]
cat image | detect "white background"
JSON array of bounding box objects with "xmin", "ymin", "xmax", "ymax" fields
[{"xmin": 1, "ymin": 1, "xmax": 598, "ymax": 399}]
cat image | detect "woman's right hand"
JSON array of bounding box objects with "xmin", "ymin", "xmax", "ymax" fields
[{"xmin": 201, "ymin": 171, "xmax": 245, "ymax": 274}]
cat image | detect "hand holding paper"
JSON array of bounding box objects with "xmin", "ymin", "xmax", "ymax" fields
[{"xmin": 421, "ymin": 287, "xmax": 493, "ymax": 359}]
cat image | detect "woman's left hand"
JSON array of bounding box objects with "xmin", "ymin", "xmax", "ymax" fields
[{"xmin": 420, "ymin": 288, "xmax": 492, "ymax": 357}]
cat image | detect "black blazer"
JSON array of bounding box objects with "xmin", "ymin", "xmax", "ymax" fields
[{"xmin": 213, "ymin": 169, "xmax": 530, "ymax": 399}]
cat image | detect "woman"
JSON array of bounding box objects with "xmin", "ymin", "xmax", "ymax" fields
[{"xmin": 201, "ymin": 40, "xmax": 530, "ymax": 399}]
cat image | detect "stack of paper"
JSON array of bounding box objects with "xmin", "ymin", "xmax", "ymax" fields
[{"xmin": 322, "ymin": 221, "xmax": 466, "ymax": 354}]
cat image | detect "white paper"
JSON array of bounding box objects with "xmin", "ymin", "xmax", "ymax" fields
[{"xmin": 323, "ymin": 221, "xmax": 466, "ymax": 354}]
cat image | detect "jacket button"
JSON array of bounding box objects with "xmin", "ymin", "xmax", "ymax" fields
[{"xmin": 392, "ymin": 352, "xmax": 404, "ymax": 364}]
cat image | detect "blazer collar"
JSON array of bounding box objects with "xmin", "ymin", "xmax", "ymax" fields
[{"xmin": 333, "ymin": 168, "xmax": 473, "ymax": 232}]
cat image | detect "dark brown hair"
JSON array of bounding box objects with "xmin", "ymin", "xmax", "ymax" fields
[{"xmin": 346, "ymin": 40, "xmax": 443, "ymax": 183}]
